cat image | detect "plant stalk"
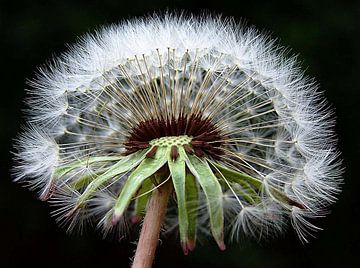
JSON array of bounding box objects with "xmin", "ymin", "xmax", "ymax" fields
[{"xmin": 132, "ymin": 180, "xmax": 172, "ymax": 268}]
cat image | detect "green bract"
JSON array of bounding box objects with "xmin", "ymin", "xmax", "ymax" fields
[{"xmin": 55, "ymin": 135, "xmax": 297, "ymax": 251}]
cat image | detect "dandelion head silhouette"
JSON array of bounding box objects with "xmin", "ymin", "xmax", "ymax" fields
[{"xmin": 13, "ymin": 14, "xmax": 342, "ymax": 254}]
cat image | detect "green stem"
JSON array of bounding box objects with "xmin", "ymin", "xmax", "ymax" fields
[{"xmin": 132, "ymin": 180, "xmax": 173, "ymax": 268}]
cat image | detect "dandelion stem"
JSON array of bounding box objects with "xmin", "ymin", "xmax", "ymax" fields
[{"xmin": 132, "ymin": 179, "xmax": 172, "ymax": 268}]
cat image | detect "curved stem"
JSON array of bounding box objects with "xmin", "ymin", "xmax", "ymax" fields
[{"xmin": 132, "ymin": 180, "xmax": 172, "ymax": 268}]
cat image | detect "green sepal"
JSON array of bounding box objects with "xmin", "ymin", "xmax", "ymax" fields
[
  {"xmin": 210, "ymin": 161, "xmax": 302, "ymax": 208},
  {"xmin": 54, "ymin": 156, "xmax": 123, "ymax": 179},
  {"xmin": 168, "ymin": 147, "xmax": 188, "ymax": 250},
  {"xmin": 112, "ymin": 146, "xmax": 169, "ymax": 221},
  {"xmin": 76, "ymin": 150, "xmax": 148, "ymax": 208},
  {"xmin": 132, "ymin": 178, "xmax": 153, "ymax": 222},
  {"xmin": 270, "ymin": 187, "xmax": 305, "ymax": 208},
  {"xmin": 209, "ymin": 161, "xmax": 261, "ymax": 205},
  {"xmin": 185, "ymin": 171, "xmax": 198, "ymax": 252},
  {"xmin": 210, "ymin": 161, "xmax": 263, "ymax": 189},
  {"xmin": 185, "ymin": 155, "xmax": 225, "ymax": 250},
  {"xmin": 71, "ymin": 170, "xmax": 104, "ymax": 190},
  {"xmin": 230, "ymin": 181, "xmax": 260, "ymax": 204}
]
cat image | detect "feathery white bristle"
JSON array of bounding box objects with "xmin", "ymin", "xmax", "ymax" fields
[{"xmin": 13, "ymin": 126, "xmax": 59, "ymax": 198}]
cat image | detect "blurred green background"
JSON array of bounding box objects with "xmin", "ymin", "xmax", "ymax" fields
[{"xmin": 1, "ymin": 0, "xmax": 359, "ymax": 267}]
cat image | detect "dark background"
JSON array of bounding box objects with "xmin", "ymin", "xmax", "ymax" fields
[{"xmin": 1, "ymin": 0, "xmax": 359, "ymax": 267}]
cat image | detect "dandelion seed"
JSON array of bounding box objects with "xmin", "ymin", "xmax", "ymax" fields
[{"xmin": 12, "ymin": 13, "xmax": 343, "ymax": 267}]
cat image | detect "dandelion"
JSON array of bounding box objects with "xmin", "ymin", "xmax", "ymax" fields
[{"xmin": 13, "ymin": 14, "xmax": 342, "ymax": 267}]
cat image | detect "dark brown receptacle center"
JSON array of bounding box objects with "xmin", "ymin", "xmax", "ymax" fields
[{"xmin": 123, "ymin": 114, "xmax": 224, "ymax": 159}]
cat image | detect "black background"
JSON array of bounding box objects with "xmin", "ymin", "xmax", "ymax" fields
[{"xmin": 1, "ymin": 0, "xmax": 359, "ymax": 267}]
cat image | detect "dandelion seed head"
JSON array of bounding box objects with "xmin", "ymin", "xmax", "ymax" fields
[{"xmin": 13, "ymin": 13, "xmax": 342, "ymax": 248}]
